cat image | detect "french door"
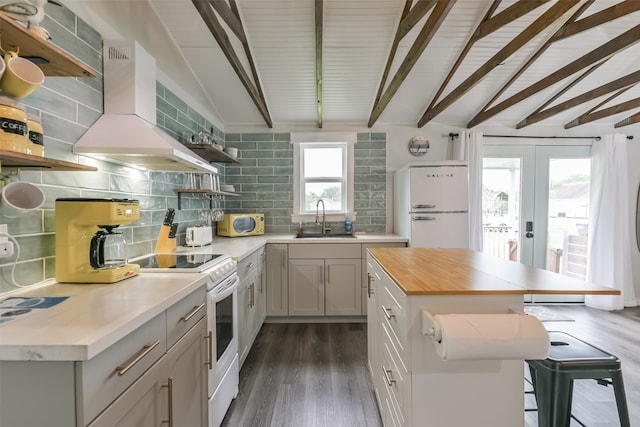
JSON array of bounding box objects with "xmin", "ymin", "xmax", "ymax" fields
[{"xmin": 482, "ymin": 144, "xmax": 591, "ymax": 302}]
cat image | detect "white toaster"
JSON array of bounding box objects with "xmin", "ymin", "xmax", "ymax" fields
[{"xmin": 185, "ymin": 225, "xmax": 213, "ymax": 246}]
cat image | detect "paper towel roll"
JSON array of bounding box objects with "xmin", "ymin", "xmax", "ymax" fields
[{"xmin": 431, "ymin": 313, "xmax": 550, "ymax": 361}]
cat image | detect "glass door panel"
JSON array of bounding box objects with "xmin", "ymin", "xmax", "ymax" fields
[
  {"xmin": 482, "ymin": 158, "xmax": 522, "ymax": 262},
  {"xmin": 483, "ymin": 144, "xmax": 590, "ymax": 303},
  {"xmin": 545, "ymin": 158, "xmax": 590, "ymax": 279}
]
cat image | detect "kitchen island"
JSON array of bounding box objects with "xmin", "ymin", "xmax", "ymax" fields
[{"xmin": 366, "ymin": 247, "xmax": 619, "ymax": 427}]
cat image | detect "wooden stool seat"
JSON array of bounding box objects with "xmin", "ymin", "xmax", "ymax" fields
[{"xmin": 526, "ymin": 331, "xmax": 630, "ymax": 427}]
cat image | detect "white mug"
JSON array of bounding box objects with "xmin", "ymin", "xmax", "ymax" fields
[{"xmin": 1, "ymin": 181, "xmax": 45, "ymax": 218}]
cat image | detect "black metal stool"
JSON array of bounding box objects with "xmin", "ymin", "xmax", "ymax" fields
[{"xmin": 526, "ymin": 331, "xmax": 630, "ymax": 427}]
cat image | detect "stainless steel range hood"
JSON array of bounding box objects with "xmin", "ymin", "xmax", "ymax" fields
[{"xmin": 74, "ymin": 41, "xmax": 217, "ymax": 174}]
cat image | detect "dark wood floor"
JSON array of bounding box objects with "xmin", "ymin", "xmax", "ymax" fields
[
  {"xmin": 223, "ymin": 305, "xmax": 640, "ymax": 427},
  {"xmin": 222, "ymin": 323, "xmax": 381, "ymax": 427}
]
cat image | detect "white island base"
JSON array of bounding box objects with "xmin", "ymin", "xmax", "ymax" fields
[{"xmin": 367, "ymin": 248, "xmax": 619, "ymax": 427}]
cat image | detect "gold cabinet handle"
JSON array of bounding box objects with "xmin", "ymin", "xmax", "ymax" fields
[
  {"xmin": 180, "ymin": 303, "xmax": 205, "ymax": 323},
  {"xmin": 115, "ymin": 340, "xmax": 160, "ymax": 376},
  {"xmin": 162, "ymin": 377, "xmax": 174, "ymax": 427},
  {"xmin": 205, "ymin": 330, "xmax": 213, "ymax": 370},
  {"xmin": 381, "ymin": 306, "xmax": 396, "ymax": 320},
  {"xmin": 382, "ymin": 366, "xmax": 396, "ymax": 386}
]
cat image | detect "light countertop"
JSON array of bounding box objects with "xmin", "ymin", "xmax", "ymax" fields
[
  {"xmin": 368, "ymin": 247, "xmax": 621, "ymax": 296},
  {"xmin": 179, "ymin": 233, "xmax": 408, "ymax": 261},
  {"xmin": 0, "ymin": 273, "xmax": 208, "ymax": 361}
]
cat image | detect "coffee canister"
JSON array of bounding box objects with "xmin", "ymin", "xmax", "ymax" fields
[
  {"xmin": 27, "ymin": 113, "xmax": 44, "ymax": 156},
  {"xmin": 0, "ymin": 96, "xmax": 29, "ymax": 154}
]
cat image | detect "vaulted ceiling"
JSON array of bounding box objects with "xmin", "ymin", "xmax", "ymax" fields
[{"xmin": 149, "ymin": 0, "xmax": 640, "ymax": 130}]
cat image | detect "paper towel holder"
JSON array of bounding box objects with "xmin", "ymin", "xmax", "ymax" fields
[{"xmin": 421, "ymin": 309, "xmax": 526, "ymax": 343}]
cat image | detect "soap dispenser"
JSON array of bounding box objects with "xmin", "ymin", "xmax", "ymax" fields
[{"xmin": 345, "ymin": 216, "xmax": 353, "ymax": 235}]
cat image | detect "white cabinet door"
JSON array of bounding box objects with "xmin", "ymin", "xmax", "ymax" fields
[
  {"xmin": 266, "ymin": 244, "xmax": 288, "ymax": 316},
  {"xmin": 165, "ymin": 318, "xmax": 208, "ymax": 427},
  {"xmin": 288, "ymin": 259, "xmax": 325, "ymax": 316},
  {"xmin": 88, "ymin": 359, "xmax": 166, "ymax": 427},
  {"xmin": 325, "ymin": 258, "xmax": 361, "ymax": 315}
]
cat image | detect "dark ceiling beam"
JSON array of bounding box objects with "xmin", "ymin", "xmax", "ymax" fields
[
  {"xmin": 565, "ymin": 95, "xmax": 640, "ymax": 129},
  {"xmin": 467, "ymin": 22, "xmax": 640, "ymax": 128},
  {"xmin": 550, "ymin": 0, "xmax": 640, "ymax": 43},
  {"xmin": 371, "ymin": 0, "xmax": 416, "ymax": 114},
  {"xmin": 472, "ymin": 0, "xmax": 549, "ymax": 40},
  {"xmin": 471, "ymin": 0, "xmax": 594, "ymax": 126},
  {"xmin": 209, "ymin": 0, "xmax": 246, "ymax": 43},
  {"xmin": 228, "ymin": 0, "xmax": 269, "ymax": 122},
  {"xmin": 615, "ymin": 111, "xmax": 640, "ymax": 128},
  {"xmin": 315, "ymin": 0, "xmax": 323, "ymax": 128},
  {"xmin": 516, "ymin": 68, "xmax": 640, "ymax": 128},
  {"xmin": 397, "ymin": 0, "xmax": 438, "ymax": 39},
  {"xmin": 368, "ymin": 0, "xmax": 455, "ymax": 128},
  {"xmin": 426, "ymin": 0, "xmax": 505, "ymax": 111},
  {"xmin": 192, "ymin": 0, "xmax": 272, "ymax": 128},
  {"xmin": 418, "ymin": 0, "xmax": 581, "ymax": 127}
]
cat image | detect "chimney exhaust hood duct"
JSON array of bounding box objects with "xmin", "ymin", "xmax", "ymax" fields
[{"xmin": 74, "ymin": 41, "xmax": 217, "ymax": 174}]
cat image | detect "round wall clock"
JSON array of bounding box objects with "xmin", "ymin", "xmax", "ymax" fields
[{"xmin": 408, "ymin": 136, "xmax": 429, "ymax": 156}]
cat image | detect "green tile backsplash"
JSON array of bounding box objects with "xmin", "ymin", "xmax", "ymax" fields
[
  {"xmin": 225, "ymin": 132, "xmax": 387, "ymax": 235},
  {"xmin": 0, "ymin": 7, "xmax": 387, "ymax": 293}
]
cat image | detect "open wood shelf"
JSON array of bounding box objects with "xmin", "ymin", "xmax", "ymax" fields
[
  {"xmin": 183, "ymin": 144, "xmax": 239, "ymax": 164},
  {"xmin": 0, "ymin": 150, "xmax": 97, "ymax": 171},
  {"xmin": 0, "ymin": 12, "xmax": 97, "ymax": 77}
]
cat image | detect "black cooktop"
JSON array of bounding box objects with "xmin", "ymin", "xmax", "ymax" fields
[{"xmin": 132, "ymin": 254, "xmax": 223, "ymax": 270}]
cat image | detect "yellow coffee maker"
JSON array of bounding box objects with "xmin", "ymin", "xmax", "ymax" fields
[{"xmin": 55, "ymin": 198, "xmax": 141, "ymax": 283}]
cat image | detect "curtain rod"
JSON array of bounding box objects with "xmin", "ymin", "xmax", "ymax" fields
[{"xmin": 451, "ymin": 133, "xmax": 634, "ymax": 141}]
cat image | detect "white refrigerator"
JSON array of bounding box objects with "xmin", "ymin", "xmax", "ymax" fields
[{"xmin": 394, "ymin": 161, "xmax": 469, "ymax": 248}]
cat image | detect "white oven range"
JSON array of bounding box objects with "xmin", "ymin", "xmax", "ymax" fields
[{"xmin": 131, "ymin": 253, "xmax": 239, "ymax": 427}]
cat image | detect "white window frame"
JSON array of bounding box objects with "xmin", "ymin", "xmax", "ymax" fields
[{"xmin": 291, "ymin": 132, "xmax": 356, "ymax": 224}]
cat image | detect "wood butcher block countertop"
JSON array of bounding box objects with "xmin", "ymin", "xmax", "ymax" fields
[{"xmin": 368, "ymin": 247, "xmax": 620, "ymax": 296}]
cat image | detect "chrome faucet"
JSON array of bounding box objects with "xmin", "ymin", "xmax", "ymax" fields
[{"xmin": 315, "ymin": 199, "xmax": 331, "ymax": 236}]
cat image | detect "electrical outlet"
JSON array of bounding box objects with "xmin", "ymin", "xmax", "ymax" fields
[
  {"xmin": 0, "ymin": 241, "xmax": 14, "ymax": 258},
  {"xmin": 0, "ymin": 224, "xmax": 14, "ymax": 258}
]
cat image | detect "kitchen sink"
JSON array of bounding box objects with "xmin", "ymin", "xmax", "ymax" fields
[{"xmin": 294, "ymin": 233, "xmax": 357, "ymax": 239}]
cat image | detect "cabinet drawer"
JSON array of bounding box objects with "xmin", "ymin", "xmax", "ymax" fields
[
  {"xmin": 77, "ymin": 312, "xmax": 167, "ymax": 424},
  {"xmin": 167, "ymin": 287, "xmax": 206, "ymax": 348},
  {"xmin": 288, "ymin": 243, "xmax": 360, "ymax": 259},
  {"xmin": 379, "ymin": 277, "xmax": 408, "ymax": 364},
  {"xmin": 238, "ymin": 250, "xmax": 258, "ymax": 279},
  {"xmin": 381, "ymin": 321, "xmax": 407, "ymax": 425}
]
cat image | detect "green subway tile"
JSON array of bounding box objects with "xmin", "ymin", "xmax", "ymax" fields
[
  {"xmin": 241, "ymin": 150, "xmax": 275, "ymax": 159},
  {"xmin": 1, "ymin": 260, "xmax": 44, "ymax": 292},
  {"xmin": 371, "ymin": 133, "xmax": 386, "ymax": 141},
  {"xmin": 157, "ymin": 96, "xmax": 178, "ymax": 120},
  {"xmin": 225, "ymin": 133, "xmax": 241, "ymax": 142},
  {"xmin": 45, "ymin": 16, "xmax": 102, "ymax": 72},
  {"xmin": 274, "ymin": 133, "xmax": 291, "ymax": 142},
  {"xmin": 274, "ymin": 184, "xmax": 293, "ymax": 192},
  {"xmin": 78, "ymin": 104, "xmax": 102, "ymax": 127},
  {"xmin": 163, "ymin": 89, "xmax": 189, "ymax": 115},
  {"xmin": 257, "ymin": 176, "xmax": 290, "ymax": 184},
  {"xmin": 257, "ymin": 141, "xmax": 292, "ymax": 150},
  {"xmin": 256, "ymin": 192, "xmax": 290, "ymax": 201},
  {"xmin": 241, "ymin": 167, "xmax": 275, "ymax": 176},
  {"xmin": 112, "ymin": 175, "xmax": 152, "ymax": 194},
  {"xmin": 241, "ymin": 184, "xmax": 275, "ymax": 193},
  {"xmin": 242, "ymin": 201, "xmax": 274, "ymax": 209},
  {"xmin": 242, "ymin": 133, "xmax": 274, "ymax": 142},
  {"xmin": 357, "ymin": 133, "xmax": 370, "ymax": 142},
  {"xmin": 225, "ymin": 176, "xmax": 258, "ymax": 184},
  {"xmin": 258, "ymin": 158, "xmax": 292, "ymax": 167},
  {"xmin": 273, "ymin": 167, "xmax": 293, "ymax": 176}
]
